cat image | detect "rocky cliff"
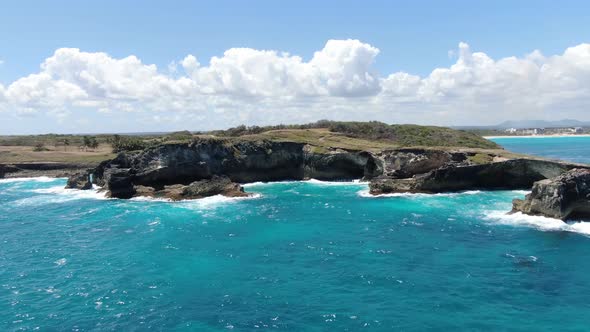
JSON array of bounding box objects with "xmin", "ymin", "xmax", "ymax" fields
[
  {"xmin": 81, "ymin": 139, "xmax": 381, "ymax": 199},
  {"xmin": 369, "ymin": 158, "xmax": 587, "ymax": 194},
  {"xmin": 511, "ymin": 169, "xmax": 590, "ymax": 220},
  {"xmin": 65, "ymin": 138, "xmax": 589, "ymax": 205}
]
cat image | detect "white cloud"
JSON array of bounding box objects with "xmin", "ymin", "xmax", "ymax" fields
[{"xmin": 1, "ymin": 40, "xmax": 590, "ymax": 133}]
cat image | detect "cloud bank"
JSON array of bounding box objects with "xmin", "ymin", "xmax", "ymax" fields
[{"xmin": 1, "ymin": 39, "xmax": 590, "ymax": 133}]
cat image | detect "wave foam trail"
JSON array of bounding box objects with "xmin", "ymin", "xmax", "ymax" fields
[
  {"xmin": 485, "ymin": 210, "xmax": 590, "ymax": 236},
  {"xmin": 0, "ymin": 176, "xmax": 61, "ymax": 183},
  {"xmin": 130, "ymin": 193, "xmax": 262, "ymax": 208},
  {"xmin": 20, "ymin": 186, "xmax": 109, "ymax": 206},
  {"xmin": 306, "ymin": 179, "xmax": 367, "ymax": 186},
  {"xmin": 243, "ymin": 179, "xmax": 367, "ymax": 188},
  {"xmin": 357, "ymin": 189, "xmax": 482, "ymax": 198}
]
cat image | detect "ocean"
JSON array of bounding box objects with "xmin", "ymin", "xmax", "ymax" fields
[
  {"xmin": 489, "ymin": 135, "xmax": 590, "ymax": 164},
  {"xmin": 1, "ymin": 137, "xmax": 590, "ymax": 331}
]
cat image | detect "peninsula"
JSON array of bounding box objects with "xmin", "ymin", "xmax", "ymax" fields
[{"xmin": 2, "ymin": 121, "xmax": 589, "ymax": 220}]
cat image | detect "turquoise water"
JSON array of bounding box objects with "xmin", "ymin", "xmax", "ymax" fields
[
  {"xmin": 2, "ymin": 138, "xmax": 590, "ymax": 331},
  {"xmin": 489, "ymin": 136, "xmax": 590, "ymax": 164}
]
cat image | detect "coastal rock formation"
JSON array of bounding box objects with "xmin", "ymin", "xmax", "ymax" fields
[
  {"xmin": 380, "ymin": 149, "xmax": 468, "ymax": 178},
  {"xmin": 369, "ymin": 158, "xmax": 588, "ymax": 194},
  {"xmin": 65, "ymin": 171, "xmax": 92, "ymax": 190},
  {"xmin": 86, "ymin": 139, "xmax": 381, "ymax": 199},
  {"xmin": 103, "ymin": 168, "xmax": 136, "ymax": 199},
  {"xmin": 61, "ymin": 136, "xmax": 589, "ymax": 201},
  {"xmin": 148, "ymin": 176, "xmax": 248, "ymax": 200},
  {"xmin": 511, "ymin": 169, "xmax": 590, "ymax": 220}
]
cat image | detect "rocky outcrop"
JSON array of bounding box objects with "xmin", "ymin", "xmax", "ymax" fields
[
  {"xmin": 65, "ymin": 171, "xmax": 92, "ymax": 190},
  {"xmin": 61, "ymin": 137, "xmax": 589, "ymax": 201},
  {"xmin": 369, "ymin": 158, "xmax": 589, "ymax": 194},
  {"xmin": 144, "ymin": 175, "xmax": 248, "ymax": 201},
  {"xmin": 86, "ymin": 139, "xmax": 382, "ymax": 199},
  {"xmin": 380, "ymin": 149, "xmax": 468, "ymax": 178},
  {"xmin": 511, "ymin": 169, "xmax": 590, "ymax": 220},
  {"xmin": 103, "ymin": 168, "xmax": 136, "ymax": 199},
  {"xmin": 304, "ymin": 150, "xmax": 380, "ymax": 180}
]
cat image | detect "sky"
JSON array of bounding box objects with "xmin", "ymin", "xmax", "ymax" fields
[{"xmin": 0, "ymin": 0, "xmax": 589, "ymax": 134}]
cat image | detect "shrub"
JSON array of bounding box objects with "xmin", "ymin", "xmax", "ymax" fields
[
  {"xmin": 108, "ymin": 135, "xmax": 149, "ymax": 152},
  {"xmin": 33, "ymin": 142, "xmax": 48, "ymax": 152}
]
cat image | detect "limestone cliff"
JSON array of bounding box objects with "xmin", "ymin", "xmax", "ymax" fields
[
  {"xmin": 511, "ymin": 169, "xmax": 590, "ymax": 220},
  {"xmin": 86, "ymin": 139, "xmax": 381, "ymax": 199},
  {"xmin": 64, "ymin": 137, "xmax": 589, "ymax": 207}
]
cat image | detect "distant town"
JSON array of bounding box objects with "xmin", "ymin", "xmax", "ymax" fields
[
  {"xmin": 467, "ymin": 126, "xmax": 590, "ymax": 137},
  {"xmin": 502, "ymin": 126, "xmax": 586, "ymax": 136}
]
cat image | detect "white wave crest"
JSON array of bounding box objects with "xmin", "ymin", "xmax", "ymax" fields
[
  {"xmin": 306, "ymin": 179, "xmax": 367, "ymax": 186},
  {"xmin": 130, "ymin": 193, "xmax": 262, "ymax": 206},
  {"xmin": 243, "ymin": 179, "xmax": 366, "ymax": 187},
  {"xmin": 358, "ymin": 189, "xmax": 482, "ymax": 198},
  {"xmin": 13, "ymin": 186, "xmax": 109, "ymax": 207},
  {"xmin": 511, "ymin": 190, "xmax": 532, "ymax": 196},
  {"xmin": 0, "ymin": 176, "xmax": 61, "ymax": 183},
  {"xmin": 485, "ymin": 210, "xmax": 590, "ymax": 236}
]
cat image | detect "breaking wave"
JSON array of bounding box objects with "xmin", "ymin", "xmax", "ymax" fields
[{"xmin": 485, "ymin": 210, "xmax": 590, "ymax": 236}]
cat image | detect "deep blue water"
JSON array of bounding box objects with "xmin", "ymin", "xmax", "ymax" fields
[
  {"xmin": 489, "ymin": 136, "xmax": 590, "ymax": 164},
  {"xmin": 2, "ymin": 137, "xmax": 590, "ymax": 331}
]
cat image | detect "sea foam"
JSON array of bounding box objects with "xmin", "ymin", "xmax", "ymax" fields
[
  {"xmin": 0, "ymin": 176, "xmax": 60, "ymax": 183},
  {"xmin": 485, "ymin": 210, "xmax": 590, "ymax": 236},
  {"xmin": 243, "ymin": 179, "xmax": 366, "ymax": 187},
  {"xmin": 357, "ymin": 189, "xmax": 482, "ymax": 198},
  {"xmin": 130, "ymin": 193, "xmax": 262, "ymax": 209}
]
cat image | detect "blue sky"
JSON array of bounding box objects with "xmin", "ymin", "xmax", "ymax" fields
[{"xmin": 1, "ymin": 0, "xmax": 589, "ymax": 134}]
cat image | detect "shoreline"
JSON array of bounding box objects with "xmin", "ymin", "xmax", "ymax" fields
[{"xmin": 484, "ymin": 134, "xmax": 590, "ymax": 139}]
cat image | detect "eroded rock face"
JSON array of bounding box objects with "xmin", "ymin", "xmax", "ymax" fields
[
  {"xmin": 103, "ymin": 168, "xmax": 136, "ymax": 199},
  {"xmin": 304, "ymin": 151, "xmax": 379, "ymax": 180},
  {"xmin": 511, "ymin": 169, "xmax": 590, "ymax": 220},
  {"xmin": 65, "ymin": 171, "xmax": 92, "ymax": 190},
  {"xmin": 90, "ymin": 139, "xmax": 383, "ymax": 199},
  {"xmin": 380, "ymin": 149, "xmax": 467, "ymax": 178},
  {"xmin": 369, "ymin": 159, "xmax": 586, "ymax": 195}
]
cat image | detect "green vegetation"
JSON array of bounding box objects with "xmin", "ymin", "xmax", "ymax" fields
[
  {"xmin": 108, "ymin": 135, "xmax": 151, "ymax": 152},
  {"xmin": 213, "ymin": 121, "xmax": 499, "ymax": 150},
  {"xmin": 468, "ymin": 153, "xmax": 494, "ymax": 164},
  {"xmin": 82, "ymin": 136, "xmax": 99, "ymax": 150},
  {"xmin": 0, "ymin": 122, "xmax": 505, "ymax": 164},
  {"xmin": 208, "ymin": 120, "xmax": 333, "ymax": 137},
  {"xmin": 326, "ymin": 122, "xmax": 499, "ymax": 149},
  {"xmin": 33, "ymin": 142, "xmax": 49, "ymax": 152}
]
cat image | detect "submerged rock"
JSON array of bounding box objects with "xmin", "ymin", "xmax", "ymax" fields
[
  {"xmin": 128, "ymin": 176, "xmax": 247, "ymax": 200},
  {"xmin": 161, "ymin": 175, "xmax": 247, "ymax": 200},
  {"xmin": 511, "ymin": 169, "xmax": 590, "ymax": 220},
  {"xmin": 65, "ymin": 171, "xmax": 92, "ymax": 190}
]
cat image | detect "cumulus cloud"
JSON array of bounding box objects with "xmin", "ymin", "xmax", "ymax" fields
[{"xmin": 1, "ymin": 40, "xmax": 590, "ymax": 133}]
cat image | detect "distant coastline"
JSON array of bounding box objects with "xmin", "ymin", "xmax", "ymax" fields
[{"xmin": 484, "ymin": 134, "xmax": 590, "ymax": 139}]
